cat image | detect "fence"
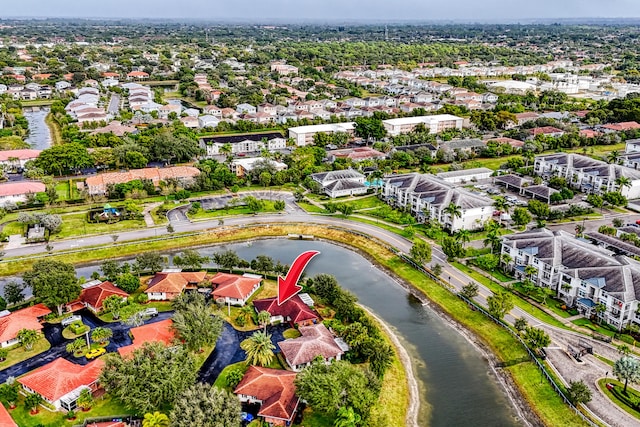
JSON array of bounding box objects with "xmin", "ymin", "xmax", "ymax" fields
[{"xmin": 394, "ymin": 252, "xmax": 600, "ymax": 427}]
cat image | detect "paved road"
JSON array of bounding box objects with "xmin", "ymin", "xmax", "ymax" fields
[
  {"xmin": 4, "ymin": 193, "xmax": 633, "ymax": 426},
  {"xmin": 107, "ymin": 94, "xmax": 121, "ymax": 116}
]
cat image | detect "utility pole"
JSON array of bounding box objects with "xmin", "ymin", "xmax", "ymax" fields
[{"xmin": 385, "ymin": 25, "xmax": 389, "ymax": 41}]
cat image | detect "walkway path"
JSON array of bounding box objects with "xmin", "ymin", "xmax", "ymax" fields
[{"xmin": 142, "ymin": 202, "xmax": 162, "ymax": 227}]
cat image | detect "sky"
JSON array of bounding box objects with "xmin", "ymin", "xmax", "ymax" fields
[{"xmin": 3, "ymin": 0, "xmax": 640, "ymax": 22}]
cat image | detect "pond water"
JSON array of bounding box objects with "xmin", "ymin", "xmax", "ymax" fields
[
  {"xmin": 5, "ymin": 239, "xmax": 523, "ymax": 426},
  {"xmin": 23, "ymin": 107, "xmax": 52, "ymax": 150}
]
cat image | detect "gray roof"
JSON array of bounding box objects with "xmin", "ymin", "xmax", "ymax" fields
[
  {"xmin": 523, "ymin": 185, "xmax": 559, "ymax": 199},
  {"xmin": 442, "ymin": 138, "xmax": 486, "ymax": 150},
  {"xmin": 495, "ymin": 174, "xmax": 529, "ymax": 188},
  {"xmin": 311, "ymin": 169, "xmax": 364, "ymax": 185}
]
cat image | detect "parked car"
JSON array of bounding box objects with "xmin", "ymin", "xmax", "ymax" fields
[
  {"xmin": 140, "ymin": 307, "xmax": 158, "ymax": 317},
  {"xmin": 86, "ymin": 347, "xmax": 106, "ymax": 359},
  {"xmin": 62, "ymin": 315, "xmax": 82, "ymax": 327}
]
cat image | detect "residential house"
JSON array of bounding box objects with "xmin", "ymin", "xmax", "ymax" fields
[
  {"xmin": 0, "ymin": 149, "xmax": 41, "ymax": 170},
  {"xmin": 210, "ymin": 272, "xmax": 262, "ymax": 306},
  {"xmin": 270, "ymin": 62, "xmax": 299, "ymax": 76},
  {"xmin": 203, "ymin": 105, "xmax": 223, "ymax": 117},
  {"xmin": 327, "ymin": 147, "xmax": 386, "ymax": 162},
  {"xmin": 310, "ymin": 169, "xmax": 368, "ymax": 198},
  {"xmin": 600, "ymin": 122, "xmax": 640, "ymax": 133},
  {"xmin": 0, "ymin": 303, "xmax": 51, "ymax": 348},
  {"xmin": 383, "ymin": 115, "xmax": 463, "ymax": 136},
  {"xmin": 442, "ymin": 138, "xmax": 487, "ymax": 154},
  {"xmin": 127, "ymin": 71, "xmax": 149, "ymax": 80},
  {"xmin": 18, "ymin": 358, "xmax": 104, "ymax": 411},
  {"xmin": 278, "ymin": 323, "xmax": 347, "ymax": 371},
  {"xmin": 483, "ymin": 92, "xmax": 499, "ymax": 103},
  {"xmin": 487, "ymin": 137, "xmax": 524, "ymax": 149},
  {"xmin": 118, "ymin": 319, "xmax": 175, "ymax": 357},
  {"xmin": 230, "ymin": 158, "xmax": 288, "ymax": 178},
  {"xmin": 382, "ymin": 173, "xmax": 494, "ymax": 231},
  {"xmin": 180, "ymin": 116, "xmax": 199, "ymax": 128},
  {"xmin": 288, "ymin": 123, "xmax": 355, "ymax": 146},
  {"xmin": 0, "ymin": 181, "xmax": 46, "ymax": 207},
  {"xmin": 145, "ymin": 271, "xmax": 207, "ymax": 301},
  {"xmin": 90, "ymin": 121, "xmax": 137, "ymax": 137},
  {"xmin": 501, "ymin": 229, "xmax": 640, "ymax": 329},
  {"xmin": 66, "ymin": 281, "xmax": 129, "ymax": 314},
  {"xmin": 514, "ymin": 112, "xmax": 540, "ymax": 126},
  {"xmin": 198, "ymin": 115, "xmax": 220, "ymax": 128},
  {"xmin": 529, "ymin": 126, "xmax": 565, "ymax": 138},
  {"xmin": 0, "ymin": 402, "xmax": 17, "ymax": 427},
  {"xmin": 533, "ymin": 153, "xmax": 640, "ymax": 199},
  {"xmin": 85, "ymin": 166, "xmax": 200, "ymax": 196},
  {"xmin": 234, "ymin": 366, "xmax": 299, "ymax": 426},
  {"xmin": 158, "ymin": 104, "xmax": 181, "ymax": 119},
  {"xmin": 236, "ymin": 103, "xmax": 257, "ymax": 115},
  {"xmin": 253, "ymin": 295, "xmax": 320, "ymax": 326},
  {"xmin": 625, "ymin": 138, "xmax": 640, "ymax": 154}
]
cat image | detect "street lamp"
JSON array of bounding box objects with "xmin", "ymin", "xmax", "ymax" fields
[{"xmin": 448, "ymin": 275, "xmax": 451, "ymax": 286}]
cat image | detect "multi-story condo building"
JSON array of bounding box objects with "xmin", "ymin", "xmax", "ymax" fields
[
  {"xmin": 382, "ymin": 173, "xmax": 493, "ymax": 231},
  {"xmin": 533, "ymin": 153, "xmax": 640, "ymax": 199},
  {"xmin": 501, "ymin": 229, "xmax": 640, "ymax": 330},
  {"xmin": 382, "ymin": 114, "xmax": 463, "ymax": 136},
  {"xmin": 288, "ymin": 123, "xmax": 355, "ymax": 146}
]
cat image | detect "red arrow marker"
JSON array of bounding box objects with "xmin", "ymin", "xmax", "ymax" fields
[{"xmin": 277, "ymin": 250, "xmax": 320, "ymax": 306}]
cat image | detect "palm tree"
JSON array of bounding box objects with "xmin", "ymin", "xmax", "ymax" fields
[
  {"xmin": 616, "ymin": 176, "xmax": 631, "ymax": 193},
  {"xmin": 76, "ymin": 388, "xmax": 93, "ymax": 412},
  {"xmin": 240, "ymin": 331, "xmax": 276, "ymax": 367},
  {"xmin": 594, "ymin": 303, "xmax": 607, "ymax": 324},
  {"xmin": 334, "ymin": 406, "xmax": 361, "ymax": 427},
  {"xmin": 91, "ymin": 327, "xmax": 113, "ymax": 345},
  {"xmin": 143, "ymin": 412, "xmax": 170, "ymax": 427},
  {"xmin": 454, "ymin": 229, "xmax": 471, "ymax": 248},
  {"xmin": 607, "ymin": 150, "xmax": 621, "ymax": 164},
  {"xmin": 257, "ymin": 310, "xmax": 271, "ymax": 333},
  {"xmin": 483, "ymin": 230, "xmax": 501, "ymax": 255},
  {"xmin": 524, "ymin": 265, "xmax": 537, "ymax": 284},
  {"xmin": 220, "ymin": 143, "xmax": 232, "ymax": 159},
  {"xmin": 493, "ymin": 196, "xmax": 509, "ymax": 225},
  {"xmin": 24, "ymin": 392, "xmax": 43, "ymax": 414},
  {"xmin": 500, "ymin": 253, "xmax": 513, "ymax": 273},
  {"xmin": 17, "ymin": 329, "xmax": 39, "ymax": 351},
  {"xmin": 443, "ymin": 202, "xmax": 462, "ymax": 231},
  {"xmin": 102, "ymin": 295, "xmax": 125, "ymax": 320},
  {"xmin": 66, "ymin": 338, "xmax": 85, "ymax": 354}
]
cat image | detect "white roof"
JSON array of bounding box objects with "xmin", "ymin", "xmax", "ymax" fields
[
  {"xmin": 289, "ymin": 122, "xmax": 355, "ymax": 134},
  {"xmin": 383, "ymin": 114, "xmax": 462, "ymax": 126},
  {"xmin": 232, "ymin": 157, "xmax": 287, "ymax": 171},
  {"xmin": 488, "ymin": 80, "xmax": 537, "ymax": 91}
]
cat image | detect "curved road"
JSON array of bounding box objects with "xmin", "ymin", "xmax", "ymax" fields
[{"xmin": 3, "ymin": 192, "xmax": 633, "ymax": 426}]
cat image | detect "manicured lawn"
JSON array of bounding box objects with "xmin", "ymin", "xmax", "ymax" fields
[
  {"xmin": 99, "ymin": 301, "xmax": 172, "ymax": 322},
  {"xmin": 9, "ymin": 392, "xmax": 136, "ymax": 427},
  {"xmin": 297, "ymin": 202, "xmax": 326, "ymax": 213},
  {"xmin": 0, "ymin": 338, "xmax": 50, "ymax": 369},
  {"xmin": 213, "ymin": 361, "xmax": 247, "ymax": 391},
  {"xmin": 597, "ymin": 378, "xmax": 640, "ymax": 421},
  {"xmin": 2, "ymin": 221, "xmax": 23, "ymax": 235},
  {"xmin": 55, "ymin": 181, "xmax": 70, "ymax": 201},
  {"xmin": 347, "ymin": 216, "xmax": 405, "ymax": 235},
  {"xmin": 335, "ymin": 195, "xmax": 387, "ymax": 211},
  {"xmin": 294, "ymin": 409, "xmax": 334, "ymax": 427},
  {"xmin": 452, "ymin": 262, "xmax": 568, "ymax": 329},
  {"xmin": 54, "ymin": 212, "xmax": 146, "ymax": 239},
  {"xmin": 545, "ymin": 300, "xmax": 573, "ymax": 319},
  {"xmin": 571, "ymin": 318, "xmax": 618, "ymax": 337},
  {"xmin": 594, "ymin": 354, "xmax": 614, "ymax": 367}
]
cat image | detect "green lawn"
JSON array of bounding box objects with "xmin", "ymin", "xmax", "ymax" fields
[
  {"xmin": 2, "ymin": 221, "xmax": 23, "ymax": 236},
  {"xmin": 54, "ymin": 181, "xmax": 70, "ymax": 201},
  {"xmin": 335, "ymin": 195, "xmax": 388, "ymax": 211},
  {"xmin": 544, "ymin": 300, "xmax": 573, "ymax": 319},
  {"xmin": 8, "ymin": 393, "xmax": 136, "ymax": 427},
  {"xmin": 283, "ymin": 328, "xmax": 301, "ymax": 339},
  {"xmin": 571, "ymin": 318, "xmax": 617, "ymax": 337},
  {"xmin": 452, "ymin": 262, "xmax": 567, "ymax": 329},
  {"xmin": 213, "ymin": 361, "xmax": 247, "ymax": 392},
  {"xmin": 0, "ymin": 338, "xmax": 50, "ymax": 369},
  {"xmin": 297, "ymin": 202, "xmax": 326, "ymax": 213},
  {"xmin": 597, "ymin": 378, "xmax": 640, "ymax": 421},
  {"xmin": 99, "ymin": 301, "xmax": 172, "ymax": 322},
  {"xmin": 54, "ymin": 213, "xmax": 147, "ymax": 239}
]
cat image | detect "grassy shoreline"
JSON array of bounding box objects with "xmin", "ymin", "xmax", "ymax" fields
[{"xmin": 1, "ymin": 224, "xmax": 589, "ymax": 425}]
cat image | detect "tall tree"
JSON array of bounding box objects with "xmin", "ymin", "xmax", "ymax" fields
[
  {"xmin": 3, "ymin": 280, "xmax": 25, "ymax": 306},
  {"xmin": 613, "ymin": 355, "xmax": 640, "ymax": 394},
  {"xmin": 173, "ymin": 249, "xmax": 209, "ymax": 270},
  {"xmin": 443, "ymin": 202, "xmax": 462, "ymax": 230},
  {"xmin": 409, "ymin": 239, "xmax": 432, "ymax": 265},
  {"xmin": 566, "ymin": 380, "xmax": 592, "ymax": 405},
  {"xmin": 170, "ymin": 383, "xmax": 241, "ymax": 427},
  {"xmin": 100, "ymin": 342, "xmax": 197, "ymax": 413},
  {"xmin": 522, "ymin": 327, "xmax": 550, "ymax": 352},
  {"xmin": 133, "ymin": 252, "xmax": 164, "ymax": 275},
  {"xmin": 171, "ymin": 297, "xmax": 223, "ymax": 352},
  {"xmin": 23, "ymin": 260, "xmax": 80, "ymax": 315},
  {"xmin": 240, "ymin": 331, "xmax": 276, "ymax": 367},
  {"xmin": 103, "ymin": 295, "xmax": 125, "ymax": 320},
  {"xmin": 487, "ymin": 290, "xmax": 514, "ymax": 320}
]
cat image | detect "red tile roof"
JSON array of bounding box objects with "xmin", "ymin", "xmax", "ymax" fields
[
  {"xmin": 146, "ymin": 271, "xmax": 207, "ymax": 295},
  {"xmin": 530, "ymin": 126, "xmax": 564, "ymax": 135},
  {"xmin": 0, "ymin": 403, "xmax": 17, "ymax": 427},
  {"xmin": 0, "ymin": 149, "xmax": 41, "ymax": 162},
  {"xmin": 330, "ymin": 147, "xmax": 385, "ymax": 160},
  {"xmin": 85, "ymin": 167, "xmax": 200, "ymax": 193},
  {"xmin": 580, "ymin": 129, "xmax": 601, "ymax": 138},
  {"xmin": 278, "ymin": 324, "xmax": 344, "ymax": 367},
  {"xmin": 253, "ymin": 295, "xmax": 319, "ymax": 325},
  {"xmin": 487, "ymin": 137, "xmax": 524, "ymax": 147},
  {"xmin": 0, "ymin": 303, "xmax": 51, "ymax": 344},
  {"xmin": 78, "ymin": 281, "xmax": 129, "ymax": 312},
  {"xmin": 234, "ymin": 366, "xmax": 299, "ymax": 422},
  {"xmin": 118, "ymin": 319, "xmax": 175, "ymax": 357},
  {"xmin": 602, "ymin": 121, "xmax": 640, "ymax": 131},
  {"xmin": 102, "ymin": 72, "xmax": 120, "ymax": 78},
  {"xmin": 127, "ymin": 71, "xmax": 149, "ymax": 77},
  {"xmin": 515, "ymin": 112, "xmax": 539, "ymax": 120},
  {"xmin": 0, "ymin": 181, "xmax": 46, "ymax": 197},
  {"xmin": 18, "ymin": 358, "xmax": 104, "ymax": 403},
  {"xmin": 211, "ymin": 273, "xmax": 261, "ymax": 300}
]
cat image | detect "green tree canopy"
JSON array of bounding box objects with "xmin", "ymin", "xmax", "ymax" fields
[
  {"xmin": 23, "ymin": 260, "xmax": 80, "ymax": 315},
  {"xmin": 170, "ymin": 383, "xmax": 241, "ymax": 427}
]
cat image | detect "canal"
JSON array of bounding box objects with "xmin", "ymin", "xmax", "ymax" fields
[
  {"xmin": 23, "ymin": 107, "xmax": 53, "ymax": 150},
  {"xmin": 67, "ymin": 239, "xmax": 523, "ymax": 426}
]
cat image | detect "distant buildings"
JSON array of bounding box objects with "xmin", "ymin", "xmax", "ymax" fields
[
  {"xmin": 84, "ymin": 166, "xmax": 200, "ymax": 196},
  {"xmin": 288, "ymin": 123, "xmax": 356, "ymax": 146},
  {"xmin": 382, "ymin": 114, "xmax": 463, "ymax": 136},
  {"xmin": 0, "ymin": 181, "xmax": 46, "ymax": 207},
  {"xmin": 310, "ymin": 169, "xmax": 368, "ymax": 198}
]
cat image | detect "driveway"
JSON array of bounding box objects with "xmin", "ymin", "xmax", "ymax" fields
[
  {"xmin": 198, "ymin": 322, "xmax": 287, "ymax": 384},
  {"xmin": 0, "ymin": 310, "xmax": 173, "ymax": 382}
]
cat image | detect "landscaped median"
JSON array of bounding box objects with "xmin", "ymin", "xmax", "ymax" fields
[{"xmin": 0, "ymin": 223, "xmax": 589, "ymax": 425}]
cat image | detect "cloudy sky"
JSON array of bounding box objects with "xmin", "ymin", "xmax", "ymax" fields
[{"xmin": 4, "ymin": 0, "xmax": 640, "ymax": 21}]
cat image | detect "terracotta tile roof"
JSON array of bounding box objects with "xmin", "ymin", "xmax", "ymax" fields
[
  {"xmin": 0, "ymin": 402, "xmax": 17, "ymax": 426},
  {"xmin": 210, "ymin": 273, "xmax": 261, "ymax": 300},
  {"xmin": 530, "ymin": 126, "xmax": 564, "ymax": 135},
  {"xmin": 18, "ymin": 358, "xmax": 104, "ymax": 403},
  {"xmin": 0, "ymin": 303, "xmax": 51, "ymax": 344},
  {"xmin": 0, "ymin": 149, "xmax": 41, "ymax": 162},
  {"xmin": 127, "ymin": 71, "xmax": 149, "ymax": 77},
  {"xmin": 85, "ymin": 167, "xmax": 200, "ymax": 193},
  {"xmin": 253, "ymin": 295, "xmax": 319, "ymax": 325},
  {"xmin": 487, "ymin": 137, "xmax": 524, "ymax": 147},
  {"xmin": 118, "ymin": 318, "xmax": 175, "ymax": 357},
  {"xmin": 234, "ymin": 366, "xmax": 299, "ymax": 422},
  {"xmin": 278, "ymin": 324, "xmax": 344, "ymax": 367},
  {"xmin": 580, "ymin": 129, "xmax": 601, "ymax": 138},
  {"xmin": 102, "ymin": 72, "xmax": 120, "ymax": 78},
  {"xmin": 0, "ymin": 181, "xmax": 46, "ymax": 197},
  {"xmin": 602, "ymin": 121, "xmax": 640, "ymax": 131},
  {"xmin": 146, "ymin": 271, "xmax": 206, "ymax": 295},
  {"xmin": 78, "ymin": 281, "xmax": 129, "ymax": 311}
]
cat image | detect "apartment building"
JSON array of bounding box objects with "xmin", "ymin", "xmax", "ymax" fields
[
  {"xmin": 501, "ymin": 229, "xmax": 640, "ymax": 330},
  {"xmin": 382, "ymin": 114, "xmax": 463, "ymax": 136},
  {"xmin": 533, "ymin": 153, "xmax": 640, "ymax": 199},
  {"xmin": 288, "ymin": 123, "xmax": 355, "ymax": 146},
  {"xmin": 382, "ymin": 173, "xmax": 493, "ymax": 231}
]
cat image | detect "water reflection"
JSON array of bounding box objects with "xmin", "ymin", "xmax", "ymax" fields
[{"xmin": 23, "ymin": 107, "xmax": 52, "ymax": 150}]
